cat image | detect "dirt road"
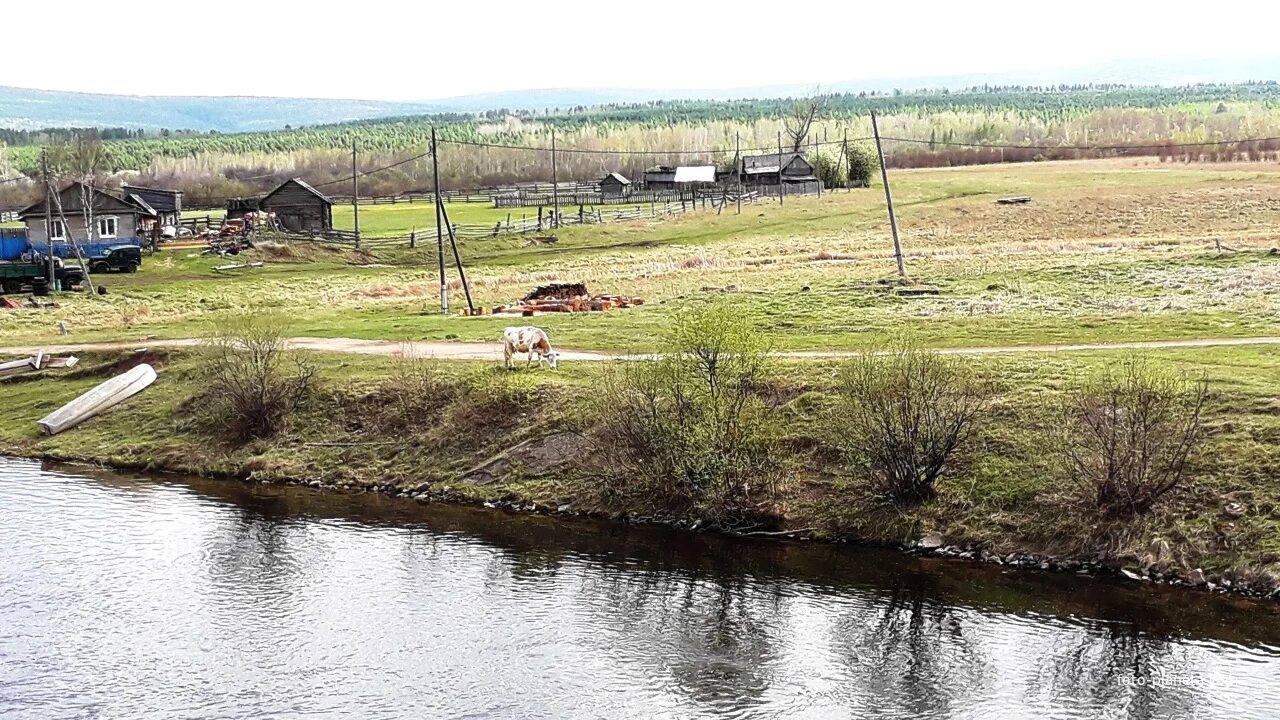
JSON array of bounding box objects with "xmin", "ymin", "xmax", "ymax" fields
[{"xmin": 1, "ymin": 335, "xmax": 1278, "ymax": 362}]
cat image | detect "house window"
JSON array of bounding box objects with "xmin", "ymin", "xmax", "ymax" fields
[
  {"xmin": 98, "ymin": 216, "xmax": 118, "ymax": 239},
  {"xmin": 49, "ymin": 220, "xmax": 65, "ymax": 240}
]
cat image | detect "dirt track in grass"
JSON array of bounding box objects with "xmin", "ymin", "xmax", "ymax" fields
[{"xmin": 3, "ymin": 334, "xmax": 1279, "ymax": 363}]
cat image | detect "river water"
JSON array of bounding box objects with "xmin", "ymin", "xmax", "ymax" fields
[{"xmin": 2, "ymin": 457, "xmax": 1280, "ymax": 719}]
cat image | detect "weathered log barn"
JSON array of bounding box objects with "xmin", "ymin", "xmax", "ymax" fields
[
  {"xmin": 642, "ymin": 166, "xmax": 677, "ymax": 190},
  {"xmin": 258, "ymin": 178, "xmax": 333, "ymax": 232},
  {"xmin": 741, "ymin": 152, "xmax": 817, "ymax": 186},
  {"xmin": 599, "ymin": 172, "xmax": 631, "ymax": 196}
]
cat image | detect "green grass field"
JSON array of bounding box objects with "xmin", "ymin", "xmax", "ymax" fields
[
  {"xmin": 2, "ymin": 156, "xmax": 1279, "ymax": 590},
  {"xmin": 1, "ymin": 157, "xmax": 1276, "ymax": 353}
]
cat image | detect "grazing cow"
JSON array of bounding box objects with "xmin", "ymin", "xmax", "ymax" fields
[{"xmin": 503, "ymin": 326, "xmax": 560, "ymax": 369}]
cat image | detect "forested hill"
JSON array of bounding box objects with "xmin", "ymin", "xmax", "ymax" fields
[{"xmin": 0, "ymin": 86, "xmax": 442, "ymax": 133}]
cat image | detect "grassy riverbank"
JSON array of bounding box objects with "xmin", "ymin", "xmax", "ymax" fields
[{"xmin": 2, "ymin": 341, "xmax": 1278, "ymax": 597}]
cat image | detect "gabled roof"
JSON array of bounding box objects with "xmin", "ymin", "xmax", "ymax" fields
[
  {"xmin": 601, "ymin": 172, "xmax": 631, "ymax": 185},
  {"xmin": 126, "ymin": 194, "xmax": 158, "ymax": 216},
  {"xmin": 122, "ymin": 184, "xmax": 182, "ymax": 213},
  {"xmin": 742, "ymin": 152, "xmax": 812, "ymax": 174},
  {"xmin": 18, "ymin": 182, "xmax": 159, "ymax": 219},
  {"xmin": 261, "ymin": 177, "xmax": 333, "ymax": 207}
]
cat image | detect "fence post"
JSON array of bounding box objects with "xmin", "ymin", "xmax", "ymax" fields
[{"xmin": 410, "ymin": 230, "xmax": 416, "ymax": 249}]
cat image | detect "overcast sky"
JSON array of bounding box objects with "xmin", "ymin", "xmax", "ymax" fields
[{"xmin": 3, "ymin": 1, "xmax": 1276, "ymax": 100}]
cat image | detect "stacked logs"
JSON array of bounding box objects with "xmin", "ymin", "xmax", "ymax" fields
[{"xmin": 489, "ymin": 283, "xmax": 644, "ymax": 316}]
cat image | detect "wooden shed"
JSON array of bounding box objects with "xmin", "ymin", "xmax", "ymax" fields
[
  {"xmin": 741, "ymin": 152, "xmax": 817, "ymax": 186},
  {"xmin": 599, "ymin": 172, "xmax": 632, "ymax": 196},
  {"xmin": 258, "ymin": 178, "xmax": 333, "ymax": 232},
  {"xmin": 643, "ymin": 166, "xmax": 677, "ymax": 190},
  {"xmin": 122, "ymin": 185, "xmax": 183, "ymax": 227}
]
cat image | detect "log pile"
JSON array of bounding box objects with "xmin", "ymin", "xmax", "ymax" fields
[
  {"xmin": 491, "ymin": 283, "xmax": 644, "ymax": 316},
  {"xmin": 0, "ymin": 352, "xmax": 79, "ymax": 379}
]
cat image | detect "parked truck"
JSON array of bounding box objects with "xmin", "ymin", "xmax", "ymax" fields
[{"xmin": 0, "ymin": 256, "xmax": 86, "ymax": 295}]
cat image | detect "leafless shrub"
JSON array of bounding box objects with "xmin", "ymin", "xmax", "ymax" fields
[
  {"xmin": 832, "ymin": 341, "xmax": 993, "ymax": 505},
  {"xmin": 1062, "ymin": 357, "xmax": 1208, "ymax": 517},
  {"xmin": 200, "ymin": 315, "xmax": 316, "ymax": 442},
  {"xmin": 378, "ymin": 352, "xmax": 459, "ymax": 430},
  {"xmin": 592, "ymin": 303, "xmax": 782, "ymax": 522}
]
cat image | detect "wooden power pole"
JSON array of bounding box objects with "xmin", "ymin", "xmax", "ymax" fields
[
  {"xmin": 871, "ymin": 111, "xmax": 906, "ymax": 278},
  {"xmin": 40, "ymin": 148, "xmax": 54, "ymax": 286},
  {"xmin": 550, "ymin": 129, "xmax": 559, "ymax": 229},
  {"xmin": 351, "ymin": 138, "xmax": 360, "ymax": 249},
  {"xmin": 737, "ymin": 131, "xmax": 747, "ymax": 213},
  {"xmin": 777, "ymin": 130, "xmax": 784, "ymax": 206},
  {"xmin": 431, "ymin": 127, "xmax": 448, "ymax": 314}
]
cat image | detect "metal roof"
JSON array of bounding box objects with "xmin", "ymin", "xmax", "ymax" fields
[
  {"xmin": 674, "ymin": 166, "xmax": 716, "ymax": 183},
  {"xmin": 601, "ymin": 172, "xmax": 632, "ymax": 185}
]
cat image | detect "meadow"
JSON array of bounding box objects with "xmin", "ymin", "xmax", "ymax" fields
[{"xmin": 1, "ymin": 157, "xmax": 1277, "ymax": 353}]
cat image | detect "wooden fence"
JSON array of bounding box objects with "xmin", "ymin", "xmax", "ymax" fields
[
  {"xmin": 754, "ymin": 181, "xmax": 823, "ymax": 197},
  {"xmin": 260, "ymin": 191, "xmax": 759, "ymax": 250},
  {"xmin": 0, "ymin": 210, "xmax": 18, "ymax": 223}
]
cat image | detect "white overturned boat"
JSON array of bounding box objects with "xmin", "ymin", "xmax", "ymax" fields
[{"xmin": 37, "ymin": 363, "xmax": 157, "ymax": 436}]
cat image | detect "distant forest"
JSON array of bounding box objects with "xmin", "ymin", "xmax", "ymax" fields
[{"xmin": 4, "ymin": 83, "xmax": 1280, "ymax": 207}]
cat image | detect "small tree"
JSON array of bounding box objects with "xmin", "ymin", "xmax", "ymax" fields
[
  {"xmin": 810, "ymin": 149, "xmax": 846, "ymax": 188},
  {"xmin": 844, "ymin": 141, "xmax": 879, "ymax": 188},
  {"xmin": 200, "ymin": 315, "xmax": 316, "ymax": 442},
  {"xmin": 832, "ymin": 341, "xmax": 993, "ymax": 505},
  {"xmin": 593, "ymin": 303, "xmax": 781, "ymax": 521},
  {"xmin": 1062, "ymin": 358, "xmax": 1208, "ymax": 517}
]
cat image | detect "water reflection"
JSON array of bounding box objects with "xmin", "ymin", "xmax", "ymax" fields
[{"xmin": 2, "ymin": 457, "xmax": 1279, "ymax": 720}]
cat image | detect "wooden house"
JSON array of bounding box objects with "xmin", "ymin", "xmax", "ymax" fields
[
  {"xmin": 643, "ymin": 166, "xmax": 677, "ymax": 190},
  {"xmin": 258, "ymin": 178, "xmax": 333, "ymax": 232},
  {"xmin": 17, "ymin": 182, "xmax": 157, "ymax": 256},
  {"xmin": 599, "ymin": 172, "xmax": 632, "ymax": 196},
  {"xmin": 741, "ymin": 152, "xmax": 817, "ymax": 186},
  {"xmin": 122, "ymin": 185, "xmax": 183, "ymax": 227},
  {"xmin": 642, "ymin": 165, "xmax": 718, "ymax": 190}
]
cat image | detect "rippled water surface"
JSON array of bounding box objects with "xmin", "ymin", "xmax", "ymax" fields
[{"xmin": 3, "ymin": 457, "xmax": 1280, "ymax": 719}]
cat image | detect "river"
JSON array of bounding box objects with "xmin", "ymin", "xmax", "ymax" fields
[{"xmin": 2, "ymin": 457, "xmax": 1279, "ymax": 719}]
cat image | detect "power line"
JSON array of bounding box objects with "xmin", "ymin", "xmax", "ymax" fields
[
  {"xmin": 440, "ymin": 136, "xmax": 868, "ymax": 155},
  {"xmin": 879, "ymin": 135, "xmax": 1280, "ymax": 151}
]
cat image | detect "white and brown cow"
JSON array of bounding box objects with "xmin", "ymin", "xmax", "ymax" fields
[{"xmin": 502, "ymin": 326, "xmax": 560, "ymax": 369}]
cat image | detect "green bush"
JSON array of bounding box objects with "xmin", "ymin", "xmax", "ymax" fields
[
  {"xmin": 831, "ymin": 341, "xmax": 992, "ymax": 505},
  {"xmin": 592, "ymin": 303, "xmax": 782, "ymax": 522},
  {"xmin": 1062, "ymin": 357, "xmax": 1208, "ymax": 517},
  {"xmin": 844, "ymin": 141, "xmax": 879, "ymax": 188},
  {"xmin": 811, "ymin": 149, "xmax": 847, "ymax": 188}
]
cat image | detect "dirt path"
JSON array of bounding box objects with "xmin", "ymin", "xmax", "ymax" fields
[{"xmin": 2, "ymin": 335, "xmax": 1279, "ymax": 362}]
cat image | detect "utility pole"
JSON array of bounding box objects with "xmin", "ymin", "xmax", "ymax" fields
[
  {"xmin": 843, "ymin": 128, "xmax": 850, "ymax": 192},
  {"xmin": 437, "ymin": 203, "xmax": 475, "ymax": 314},
  {"xmin": 815, "ymin": 132, "xmax": 822, "ymax": 198},
  {"xmin": 550, "ymin": 129, "xmax": 559, "ymax": 229},
  {"xmin": 871, "ymin": 111, "xmax": 906, "ymax": 278},
  {"xmin": 735, "ymin": 132, "xmax": 742, "ymax": 215},
  {"xmin": 351, "ymin": 138, "xmax": 360, "ymax": 249},
  {"xmin": 40, "ymin": 148, "xmax": 54, "ymax": 287},
  {"xmin": 431, "ymin": 127, "xmax": 448, "ymax": 314},
  {"xmin": 777, "ymin": 130, "xmax": 784, "ymax": 206}
]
